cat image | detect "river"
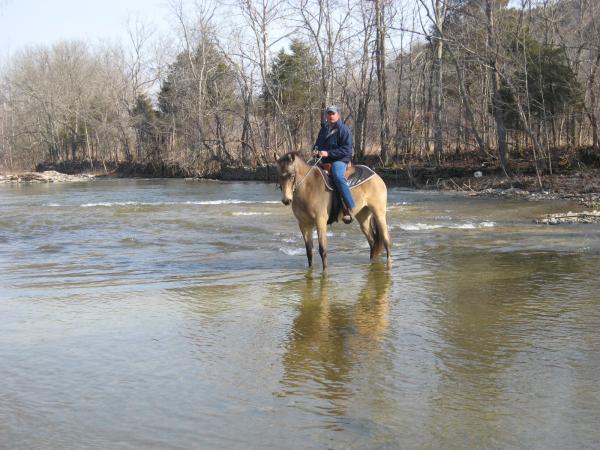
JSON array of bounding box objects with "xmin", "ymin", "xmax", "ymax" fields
[{"xmin": 1, "ymin": 179, "xmax": 599, "ymax": 449}]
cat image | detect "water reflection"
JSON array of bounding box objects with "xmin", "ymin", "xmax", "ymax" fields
[
  {"xmin": 426, "ymin": 250, "xmax": 599, "ymax": 447},
  {"xmin": 279, "ymin": 264, "xmax": 391, "ymax": 422},
  {"xmin": 431, "ymin": 251, "xmax": 587, "ymax": 377}
]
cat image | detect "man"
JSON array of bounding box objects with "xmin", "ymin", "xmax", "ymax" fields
[{"xmin": 313, "ymin": 105, "xmax": 355, "ymax": 224}]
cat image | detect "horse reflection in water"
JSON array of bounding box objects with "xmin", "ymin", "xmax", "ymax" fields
[
  {"xmin": 276, "ymin": 152, "xmax": 391, "ymax": 269},
  {"xmin": 279, "ymin": 264, "xmax": 392, "ymax": 425}
]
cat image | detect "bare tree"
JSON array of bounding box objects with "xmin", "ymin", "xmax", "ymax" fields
[
  {"xmin": 294, "ymin": 0, "xmax": 352, "ymax": 112},
  {"xmin": 485, "ymin": 0, "xmax": 510, "ymax": 174},
  {"xmin": 374, "ymin": 0, "xmax": 391, "ymax": 165},
  {"xmin": 336, "ymin": 0, "xmax": 375, "ymax": 161},
  {"xmin": 419, "ymin": 0, "xmax": 486, "ymax": 158},
  {"xmin": 418, "ymin": 0, "xmax": 447, "ymax": 164},
  {"xmin": 237, "ymin": 0, "xmax": 296, "ymax": 155}
]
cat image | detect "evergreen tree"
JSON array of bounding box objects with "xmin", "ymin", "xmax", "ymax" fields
[
  {"xmin": 266, "ymin": 40, "xmax": 320, "ymax": 148},
  {"xmin": 498, "ymin": 32, "xmax": 582, "ymax": 129}
]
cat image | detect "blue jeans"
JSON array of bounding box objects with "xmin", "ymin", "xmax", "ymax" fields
[{"xmin": 331, "ymin": 161, "xmax": 355, "ymax": 209}]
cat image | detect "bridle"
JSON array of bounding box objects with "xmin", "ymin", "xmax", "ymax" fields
[
  {"xmin": 284, "ymin": 155, "xmax": 322, "ymax": 194},
  {"xmin": 278, "ymin": 169, "xmax": 297, "ymax": 193},
  {"xmin": 278, "ymin": 155, "xmax": 322, "ymax": 196},
  {"xmin": 296, "ymin": 155, "xmax": 322, "ymax": 191}
]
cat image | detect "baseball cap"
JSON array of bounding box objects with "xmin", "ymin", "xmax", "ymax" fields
[{"xmin": 325, "ymin": 105, "xmax": 339, "ymax": 114}]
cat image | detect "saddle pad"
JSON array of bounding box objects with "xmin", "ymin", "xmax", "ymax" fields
[{"xmin": 318, "ymin": 165, "xmax": 376, "ymax": 191}]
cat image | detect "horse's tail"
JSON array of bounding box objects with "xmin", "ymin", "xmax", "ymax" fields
[{"xmin": 369, "ymin": 215, "xmax": 385, "ymax": 258}]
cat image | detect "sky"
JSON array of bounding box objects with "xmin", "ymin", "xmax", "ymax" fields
[{"xmin": 0, "ymin": 0, "xmax": 169, "ymax": 59}]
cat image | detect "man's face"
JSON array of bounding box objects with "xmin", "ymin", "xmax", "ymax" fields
[{"xmin": 327, "ymin": 111, "xmax": 339, "ymax": 124}]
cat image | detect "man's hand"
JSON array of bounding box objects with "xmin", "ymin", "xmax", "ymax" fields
[{"xmin": 313, "ymin": 150, "xmax": 328, "ymax": 158}]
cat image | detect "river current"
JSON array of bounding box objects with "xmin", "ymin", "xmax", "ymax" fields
[{"xmin": 1, "ymin": 179, "xmax": 599, "ymax": 449}]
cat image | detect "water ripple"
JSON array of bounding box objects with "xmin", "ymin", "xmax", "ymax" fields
[{"xmin": 1, "ymin": 179, "xmax": 600, "ymax": 449}]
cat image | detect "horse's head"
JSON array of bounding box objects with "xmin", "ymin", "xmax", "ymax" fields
[{"xmin": 276, "ymin": 152, "xmax": 298, "ymax": 205}]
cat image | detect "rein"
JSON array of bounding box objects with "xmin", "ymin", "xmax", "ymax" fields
[{"xmin": 293, "ymin": 156, "xmax": 322, "ymax": 192}]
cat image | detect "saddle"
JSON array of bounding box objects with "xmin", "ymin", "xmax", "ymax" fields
[
  {"xmin": 319, "ymin": 162, "xmax": 354, "ymax": 179},
  {"xmin": 316, "ymin": 162, "xmax": 377, "ymax": 224},
  {"xmin": 317, "ymin": 163, "xmax": 376, "ymax": 191}
]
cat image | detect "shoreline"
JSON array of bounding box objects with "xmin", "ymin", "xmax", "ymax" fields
[
  {"xmin": 415, "ymin": 171, "xmax": 600, "ymax": 208},
  {"xmin": 0, "ymin": 171, "xmax": 96, "ymax": 184},
  {"xmin": 2, "ymin": 164, "xmax": 599, "ymax": 206}
]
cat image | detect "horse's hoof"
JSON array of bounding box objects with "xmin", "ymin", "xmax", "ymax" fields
[{"xmin": 342, "ymin": 214, "xmax": 353, "ymax": 224}]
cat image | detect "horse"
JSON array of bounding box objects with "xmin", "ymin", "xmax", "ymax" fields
[{"xmin": 276, "ymin": 151, "xmax": 391, "ymax": 269}]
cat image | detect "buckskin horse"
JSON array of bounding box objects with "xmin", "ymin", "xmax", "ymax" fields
[{"xmin": 276, "ymin": 151, "xmax": 391, "ymax": 269}]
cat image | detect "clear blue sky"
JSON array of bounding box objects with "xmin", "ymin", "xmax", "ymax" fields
[{"xmin": 0, "ymin": 0, "xmax": 168, "ymax": 57}]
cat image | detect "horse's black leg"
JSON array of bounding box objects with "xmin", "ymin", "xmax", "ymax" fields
[
  {"xmin": 356, "ymin": 209, "xmax": 376, "ymax": 257},
  {"xmin": 301, "ymin": 226, "xmax": 313, "ymax": 267},
  {"xmin": 316, "ymin": 219, "xmax": 328, "ymax": 269},
  {"xmin": 306, "ymin": 241, "xmax": 313, "ymax": 267},
  {"xmin": 318, "ymin": 244, "xmax": 327, "ymax": 269},
  {"xmin": 374, "ymin": 208, "xmax": 392, "ymax": 261}
]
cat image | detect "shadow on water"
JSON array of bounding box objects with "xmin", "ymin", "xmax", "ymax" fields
[{"xmin": 278, "ymin": 263, "xmax": 392, "ymax": 426}]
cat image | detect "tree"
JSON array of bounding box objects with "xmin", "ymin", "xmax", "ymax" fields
[
  {"xmin": 374, "ymin": 0, "xmax": 391, "ymax": 165},
  {"xmin": 486, "ymin": 0, "xmax": 510, "ymax": 174},
  {"xmin": 267, "ymin": 40, "xmax": 320, "ymax": 148},
  {"xmin": 157, "ymin": 20, "xmax": 236, "ymax": 168},
  {"xmin": 1, "ymin": 0, "xmax": 599, "ymax": 173},
  {"xmin": 132, "ymin": 94, "xmax": 160, "ymax": 161},
  {"xmin": 293, "ymin": 0, "xmax": 352, "ymax": 110},
  {"xmin": 338, "ymin": 0, "xmax": 375, "ymax": 162},
  {"xmin": 4, "ymin": 41, "xmax": 134, "ymax": 167},
  {"xmin": 237, "ymin": 0, "xmax": 296, "ymax": 155},
  {"xmin": 419, "ymin": 0, "xmax": 448, "ymax": 164}
]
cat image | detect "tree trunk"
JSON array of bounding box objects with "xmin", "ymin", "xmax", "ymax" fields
[
  {"xmin": 432, "ymin": 32, "xmax": 444, "ymax": 164},
  {"xmin": 447, "ymin": 46, "xmax": 486, "ymax": 159},
  {"xmin": 374, "ymin": 0, "xmax": 390, "ymax": 165},
  {"xmin": 486, "ymin": 0, "xmax": 509, "ymax": 174},
  {"xmin": 586, "ymin": 53, "xmax": 600, "ymax": 153},
  {"xmin": 241, "ymin": 90, "xmax": 253, "ymax": 165}
]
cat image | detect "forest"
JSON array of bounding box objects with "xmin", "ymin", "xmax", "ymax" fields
[{"xmin": 0, "ymin": 0, "xmax": 599, "ymax": 180}]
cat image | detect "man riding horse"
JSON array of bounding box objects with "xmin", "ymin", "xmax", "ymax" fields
[
  {"xmin": 313, "ymin": 105, "xmax": 354, "ymax": 224},
  {"xmin": 276, "ymin": 105, "xmax": 391, "ymax": 268}
]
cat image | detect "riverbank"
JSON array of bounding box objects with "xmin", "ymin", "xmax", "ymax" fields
[
  {"xmin": 0, "ymin": 171, "xmax": 95, "ymax": 183},
  {"xmin": 4, "ymin": 150, "xmax": 599, "ymax": 207},
  {"xmin": 410, "ymin": 169, "xmax": 600, "ymax": 208}
]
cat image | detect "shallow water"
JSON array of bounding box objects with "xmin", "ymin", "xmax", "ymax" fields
[{"xmin": 1, "ymin": 179, "xmax": 599, "ymax": 449}]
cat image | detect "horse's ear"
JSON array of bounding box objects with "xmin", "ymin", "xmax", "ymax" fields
[
  {"xmin": 273, "ymin": 152, "xmax": 278, "ymax": 162},
  {"xmin": 289, "ymin": 153, "xmax": 296, "ymax": 162}
]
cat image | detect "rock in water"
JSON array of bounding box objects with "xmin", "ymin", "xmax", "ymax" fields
[{"xmin": 536, "ymin": 210, "xmax": 600, "ymax": 224}]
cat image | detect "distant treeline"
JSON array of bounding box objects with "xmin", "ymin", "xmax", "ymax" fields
[{"xmin": 1, "ymin": 0, "xmax": 599, "ymax": 177}]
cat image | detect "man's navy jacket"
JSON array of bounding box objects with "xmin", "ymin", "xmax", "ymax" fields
[{"xmin": 314, "ymin": 120, "xmax": 353, "ymax": 163}]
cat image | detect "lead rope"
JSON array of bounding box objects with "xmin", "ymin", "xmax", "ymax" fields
[{"xmin": 293, "ymin": 155, "xmax": 322, "ymax": 193}]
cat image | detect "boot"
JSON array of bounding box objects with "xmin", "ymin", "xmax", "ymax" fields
[{"xmin": 342, "ymin": 205, "xmax": 353, "ymax": 224}]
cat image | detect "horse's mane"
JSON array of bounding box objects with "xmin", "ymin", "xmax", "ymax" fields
[{"xmin": 277, "ymin": 151, "xmax": 309, "ymax": 168}]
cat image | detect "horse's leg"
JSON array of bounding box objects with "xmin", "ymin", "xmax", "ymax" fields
[
  {"xmin": 316, "ymin": 217, "xmax": 328, "ymax": 269},
  {"xmin": 300, "ymin": 224, "xmax": 314, "ymax": 267},
  {"xmin": 373, "ymin": 206, "xmax": 392, "ymax": 261},
  {"xmin": 356, "ymin": 208, "xmax": 376, "ymax": 256}
]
